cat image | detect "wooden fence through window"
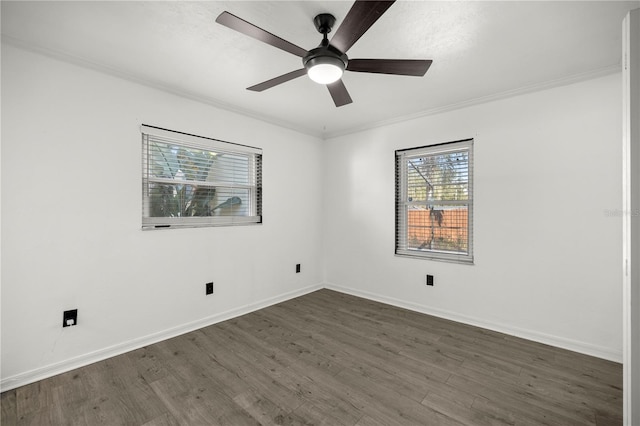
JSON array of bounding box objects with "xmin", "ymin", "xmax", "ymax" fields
[{"xmin": 407, "ymin": 208, "xmax": 468, "ymax": 251}]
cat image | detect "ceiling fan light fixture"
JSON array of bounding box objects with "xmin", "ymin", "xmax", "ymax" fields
[
  {"xmin": 306, "ymin": 56, "xmax": 344, "ymax": 84},
  {"xmin": 303, "ymin": 42, "xmax": 348, "ymax": 85}
]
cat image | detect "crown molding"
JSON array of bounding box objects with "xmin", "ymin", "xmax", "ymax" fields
[
  {"xmin": 3, "ymin": 35, "xmax": 620, "ymax": 142},
  {"xmin": 1, "ymin": 35, "xmax": 324, "ymax": 139},
  {"xmin": 321, "ymin": 63, "xmax": 621, "ymax": 140}
]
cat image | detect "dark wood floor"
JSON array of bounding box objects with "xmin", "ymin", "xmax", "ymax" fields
[{"xmin": 1, "ymin": 289, "xmax": 622, "ymax": 425}]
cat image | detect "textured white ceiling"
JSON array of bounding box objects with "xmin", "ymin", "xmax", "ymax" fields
[{"xmin": 2, "ymin": 1, "xmax": 638, "ymax": 138}]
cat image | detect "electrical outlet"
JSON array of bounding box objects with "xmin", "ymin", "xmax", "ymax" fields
[
  {"xmin": 296, "ymin": 264, "xmax": 301, "ymax": 273},
  {"xmin": 206, "ymin": 282, "xmax": 214, "ymax": 295},
  {"xmin": 426, "ymin": 275, "xmax": 434, "ymax": 286},
  {"xmin": 63, "ymin": 309, "xmax": 78, "ymax": 327}
]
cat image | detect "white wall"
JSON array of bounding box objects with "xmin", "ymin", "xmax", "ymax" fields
[
  {"xmin": 0, "ymin": 44, "xmax": 325, "ymax": 389},
  {"xmin": 323, "ymin": 73, "xmax": 623, "ymax": 361}
]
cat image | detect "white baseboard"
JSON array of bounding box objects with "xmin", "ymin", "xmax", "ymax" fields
[
  {"xmin": 324, "ymin": 282, "xmax": 622, "ymax": 363},
  {"xmin": 2, "ymin": 280, "xmax": 621, "ymax": 392},
  {"xmin": 0, "ymin": 283, "xmax": 323, "ymax": 392}
]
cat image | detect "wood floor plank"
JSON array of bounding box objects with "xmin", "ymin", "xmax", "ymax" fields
[
  {"xmin": 0, "ymin": 390, "xmax": 17, "ymax": 425},
  {"xmin": 149, "ymin": 373, "xmax": 259, "ymax": 426},
  {"xmin": 354, "ymin": 414, "xmax": 390, "ymax": 426},
  {"xmin": 1, "ymin": 289, "xmax": 622, "ymax": 426},
  {"xmin": 291, "ymin": 401, "xmax": 357, "ymax": 426},
  {"xmin": 213, "ymin": 323, "xmax": 365, "ymax": 424},
  {"xmin": 139, "ymin": 412, "xmax": 180, "ymax": 426},
  {"xmin": 128, "ymin": 346, "xmax": 171, "ymax": 385},
  {"xmin": 81, "ymin": 355, "xmax": 172, "ymax": 425},
  {"xmin": 15, "ymin": 382, "xmax": 51, "ymax": 419},
  {"xmin": 253, "ymin": 310, "xmax": 446, "ymax": 405},
  {"xmin": 145, "ymin": 333, "xmax": 252, "ymax": 401},
  {"xmin": 421, "ymin": 392, "xmax": 514, "ymax": 426},
  {"xmin": 446, "ymin": 370, "xmax": 595, "ymax": 425},
  {"xmin": 270, "ymin": 300, "xmax": 461, "ymax": 379},
  {"xmin": 196, "ymin": 323, "xmax": 310, "ymax": 414},
  {"xmin": 232, "ymin": 389, "xmax": 315, "ymax": 426},
  {"xmin": 334, "ymin": 366, "xmax": 465, "ymax": 426}
]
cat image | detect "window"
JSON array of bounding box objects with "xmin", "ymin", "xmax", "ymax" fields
[
  {"xmin": 142, "ymin": 125, "xmax": 262, "ymax": 229},
  {"xmin": 395, "ymin": 139, "xmax": 473, "ymax": 263}
]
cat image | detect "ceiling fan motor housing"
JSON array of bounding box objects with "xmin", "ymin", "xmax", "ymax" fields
[{"xmin": 303, "ymin": 43, "xmax": 348, "ymax": 73}]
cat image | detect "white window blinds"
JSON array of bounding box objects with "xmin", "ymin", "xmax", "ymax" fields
[
  {"xmin": 142, "ymin": 125, "xmax": 262, "ymax": 229},
  {"xmin": 395, "ymin": 139, "xmax": 473, "ymax": 263}
]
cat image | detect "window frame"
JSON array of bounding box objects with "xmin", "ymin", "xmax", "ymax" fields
[
  {"xmin": 395, "ymin": 139, "xmax": 474, "ymax": 264},
  {"xmin": 141, "ymin": 125, "xmax": 262, "ymax": 230}
]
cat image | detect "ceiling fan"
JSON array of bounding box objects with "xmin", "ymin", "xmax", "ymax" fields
[{"xmin": 215, "ymin": 0, "xmax": 432, "ymax": 107}]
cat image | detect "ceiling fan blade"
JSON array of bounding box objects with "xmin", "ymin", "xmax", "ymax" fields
[
  {"xmin": 347, "ymin": 59, "xmax": 432, "ymax": 76},
  {"xmin": 247, "ymin": 68, "xmax": 307, "ymax": 92},
  {"xmin": 330, "ymin": 1, "xmax": 395, "ymax": 54},
  {"xmin": 327, "ymin": 79, "xmax": 353, "ymax": 107},
  {"xmin": 216, "ymin": 11, "xmax": 308, "ymax": 58}
]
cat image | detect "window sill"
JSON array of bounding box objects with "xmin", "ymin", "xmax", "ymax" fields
[{"xmin": 395, "ymin": 251, "xmax": 474, "ymax": 265}]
